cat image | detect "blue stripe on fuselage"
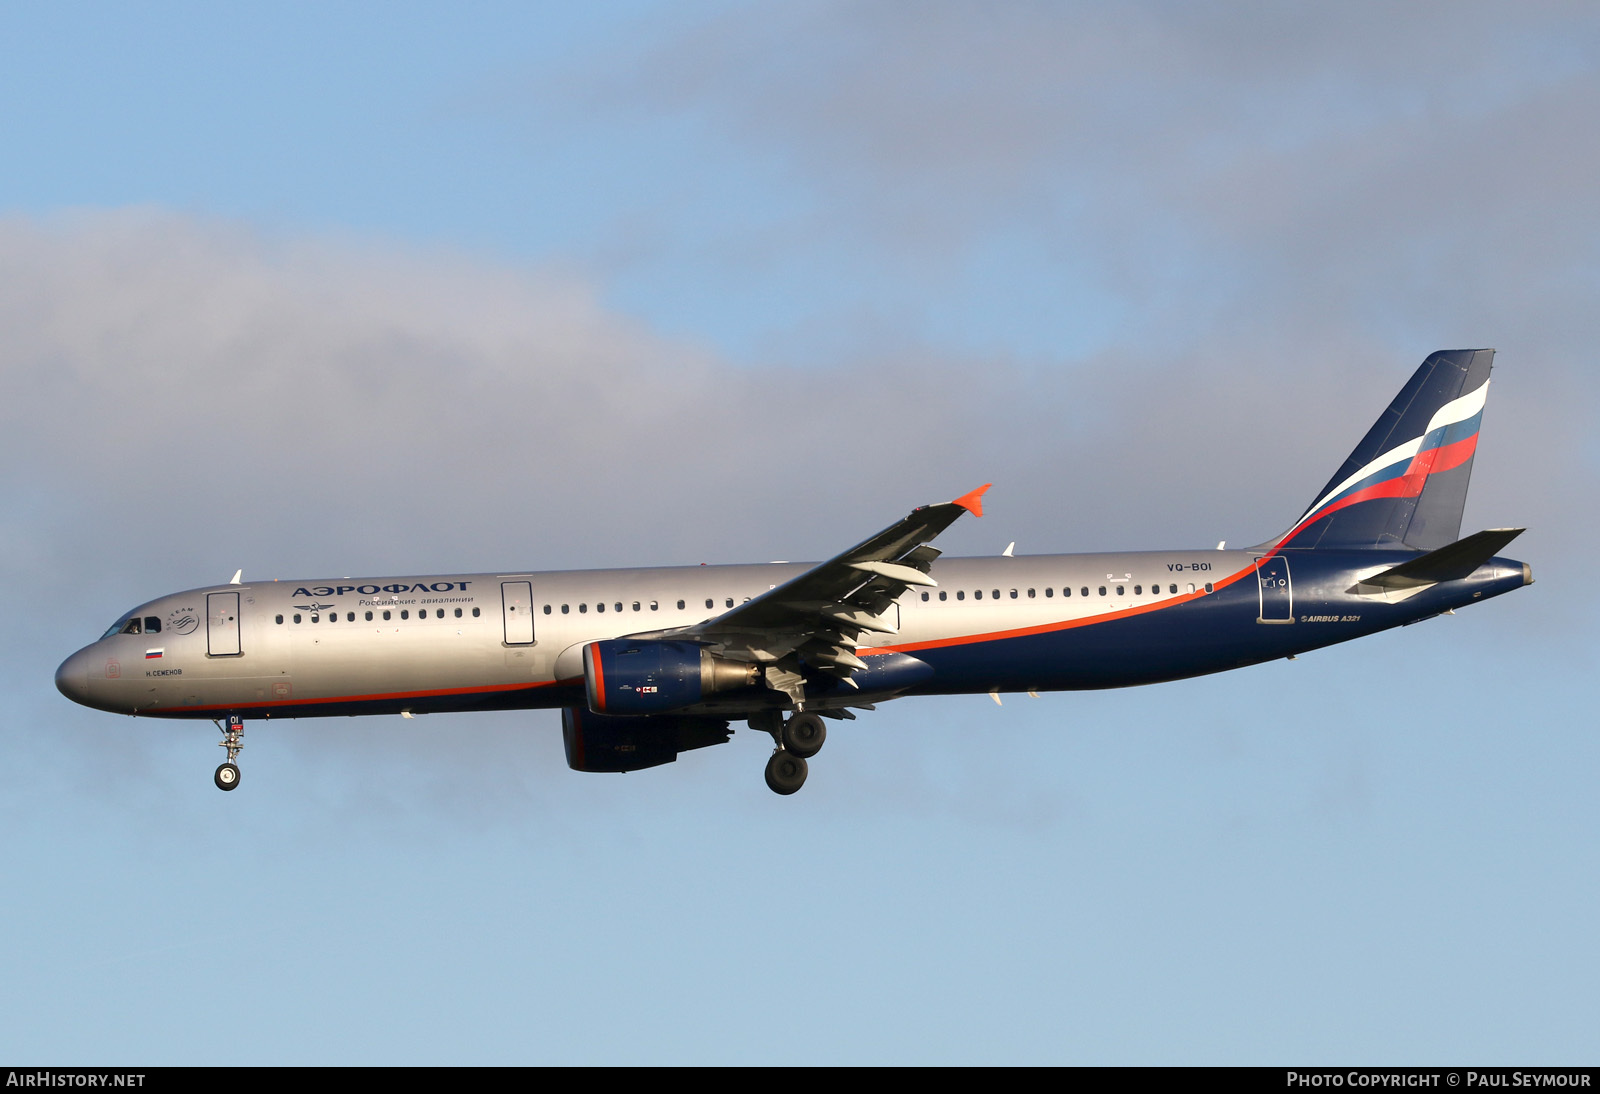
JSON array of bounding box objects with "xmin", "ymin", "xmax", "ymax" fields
[{"xmin": 896, "ymin": 551, "xmax": 1526, "ymax": 694}]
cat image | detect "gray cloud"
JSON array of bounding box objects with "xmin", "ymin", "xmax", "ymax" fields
[
  {"xmin": 2, "ymin": 209, "xmax": 1581, "ymax": 601},
  {"xmin": 539, "ymin": 3, "xmax": 1600, "ymax": 363},
  {"xmin": 519, "ymin": 1, "xmax": 1598, "ymax": 569}
]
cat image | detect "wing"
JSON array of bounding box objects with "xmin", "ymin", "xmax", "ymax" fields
[{"xmin": 669, "ymin": 485, "xmax": 989, "ymax": 705}]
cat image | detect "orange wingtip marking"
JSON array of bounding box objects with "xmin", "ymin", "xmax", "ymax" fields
[{"xmin": 952, "ymin": 483, "xmax": 991, "ymax": 517}]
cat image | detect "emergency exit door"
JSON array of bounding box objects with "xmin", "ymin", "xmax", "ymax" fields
[{"xmin": 501, "ymin": 581, "xmax": 535, "ymax": 645}]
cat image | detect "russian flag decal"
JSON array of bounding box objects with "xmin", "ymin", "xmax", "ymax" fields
[{"xmin": 145, "ymin": 649, "xmax": 164, "ymax": 660}]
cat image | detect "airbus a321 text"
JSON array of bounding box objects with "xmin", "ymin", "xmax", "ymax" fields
[{"xmin": 58, "ymin": 350, "xmax": 1531, "ymax": 795}]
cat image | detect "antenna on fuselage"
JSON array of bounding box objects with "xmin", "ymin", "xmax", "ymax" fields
[
  {"xmin": 1002, "ymin": 542, "xmax": 1015, "ymax": 557},
  {"xmin": 229, "ymin": 569, "xmax": 243, "ymax": 585}
]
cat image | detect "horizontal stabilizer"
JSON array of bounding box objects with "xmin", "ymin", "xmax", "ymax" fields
[{"xmin": 1352, "ymin": 528, "xmax": 1524, "ymax": 592}]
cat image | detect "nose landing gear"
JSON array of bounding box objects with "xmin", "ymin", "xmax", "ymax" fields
[{"xmin": 214, "ymin": 714, "xmax": 244, "ymax": 792}]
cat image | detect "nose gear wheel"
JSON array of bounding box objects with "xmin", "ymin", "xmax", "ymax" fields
[{"xmin": 214, "ymin": 714, "xmax": 244, "ymax": 792}]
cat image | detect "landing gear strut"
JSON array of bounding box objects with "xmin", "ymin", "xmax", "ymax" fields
[
  {"xmin": 214, "ymin": 714, "xmax": 243, "ymax": 792},
  {"xmin": 754, "ymin": 711, "xmax": 828, "ymax": 795}
]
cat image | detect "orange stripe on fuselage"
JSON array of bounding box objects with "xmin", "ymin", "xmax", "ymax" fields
[{"xmin": 862, "ymin": 558, "xmax": 1263, "ymax": 656}]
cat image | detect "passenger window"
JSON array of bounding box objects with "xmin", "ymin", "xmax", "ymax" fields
[
  {"xmin": 1116, "ymin": 586, "xmax": 1124, "ymax": 596},
  {"xmin": 939, "ymin": 591, "xmax": 947, "ymax": 601},
  {"xmin": 1081, "ymin": 587, "xmax": 1089, "ymax": 597},
  {"xmin": 561, "ymin": 605, "xmax": 569, "ymax": 614},
  {"xmin": 472, "ymin": 607, "xmax": 480, "ymax": 617},
  {"xmin": 1026, "ymin": 589, "xmax": 1034, "ymax": 598},
  {"xmin": 725, "ymin": 598, "xmax": 733, "ymax": 608},
  {"xmin": 614, "ymin": 603, "xmax": 622, "ymax": 613},
  {"xmin": 993, "ymin": 590, "xmax": 1000, "ymax": 599},
  {"xmin": 1169, "ymin": 584, "xmax": 1178, "ymax": 594},
  {"xmin": 957, "ymin": 591, "xmax": 965, "ymax": 601},
  {"xmin": 1045, "ymin": 588, "xmax": 1054, "ymax": 598},
  {"xmin": 706, "ymin": 599, "xmax": 714, "ymax": 609},
  {"xmin": 650, "ymin": 601, "xmax": 659, "ymax": 611},
  {"xmin": 1098, "ymin": 587, "xmax": 1106, "ymax": 597},
  {"xmin": 437, "ymin": 609, "xmax": 444, "ymax": 619},
  {"xmin": 579, "ymin": 604, "xmax": 587, "ymax": 613},
  {"xmin": 543, "ymin": 605, "xmax": 551, "ymax": 614},
  {"xmin": 1135, "ymin": 585, "xmax": 1142, "ymax": 595},
  {"xmin": 311, "ymin": 614, "xmax": 320, "ymax": 623},
  {"xmin": 275, "ymin": 614, "xmax": 284, "ymax": 624},
  {"xmin": 1011, "ymin": 589, "xmax": 1019, "ymax": 599},
  {"xmin": 1204, "ymin": 582, "xmax": 1214, "ymax": 593},
  {"xmin": 455, "ymin": 608, "xmax": 462, "ymax": 618},
  {"xmin": 974, "ymin": 590, "xmax": 983, "ymax": 600},
  {"xmin": 366, "ymin": 611, "xmax": 373, "ymax": 621},
  {"xmin": 596, "ymin": 602, "xmax": 605, "ymax": 612},
  {"xmin": 294, "ymin": 614, "xmax": 303, "ymax": 624},
  {"xmin": 633, "ymin": 602, "xmax": 641, "ymax": 612},
  {"xmin": 382, "ymin": 610, "xmax": 391, "ymax": 620},
  {"xmin": 400, "ymin": 610, "xmax": 408, "ymax": 620},
  {"xmin": 677, "ymin": 600, "xmax": 685, "ymax": 610},
  {"xmin": 920, "ymin": 592, "xmax": 929, "ymax": 601}
]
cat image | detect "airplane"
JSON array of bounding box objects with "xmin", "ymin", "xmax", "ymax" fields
[{"xmin": 56, "ymin": 349, "xmax": 1532, "ymax": 796}]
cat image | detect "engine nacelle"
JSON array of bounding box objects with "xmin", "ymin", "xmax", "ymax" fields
[
  {"xmin": 561, "ymin": 707, "xmax": 731, "ymax": 773},
  {"xmin": 584, "ymin": 639, "xmax": 758, "ymax": 716}
]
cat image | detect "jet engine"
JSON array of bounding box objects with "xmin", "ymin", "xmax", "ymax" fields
[
  {"xmin": 583, "ymin": 639, "xmax": 758, "ymax": 716},
  {"xmin": 561, "ymin": 706, "xmax": 731, "ymax": 773}
]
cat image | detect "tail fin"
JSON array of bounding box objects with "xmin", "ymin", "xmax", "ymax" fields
[{"xmin": 1277, "ymin": 349, "xmax": 1494, "ymax": 550}]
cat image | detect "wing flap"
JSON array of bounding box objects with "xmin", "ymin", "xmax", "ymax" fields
[{"xmin": 689, "ymin": 485, "xmax": 990, "ymax": 706}]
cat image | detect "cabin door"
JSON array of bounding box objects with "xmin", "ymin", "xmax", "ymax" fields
[
  {"xmin": 501, "ymin": 581, "xmax": 535, "ymax": 645},
  {"xmin": 1254, "ymin": 557, "xmax": 1294, "ymax": 624},
  {"xmin": 207, "ymin": 591, "xmax": 243, "ymax": 655}
]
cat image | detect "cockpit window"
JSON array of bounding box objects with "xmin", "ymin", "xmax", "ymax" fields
[
  {"xmin": 101, "ymin": 616, "xmax": 141, "ymax": 638},
  {"xmin": 99, "ymin": 613, "xmax": 163, "ymax": 639}
]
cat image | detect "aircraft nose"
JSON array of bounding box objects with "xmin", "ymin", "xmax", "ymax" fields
[{"xmin": 55, "ymin": 649, "xmax": 91, "ymax": 706}]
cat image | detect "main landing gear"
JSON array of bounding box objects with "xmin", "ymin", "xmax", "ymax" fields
[
  {"xmin": 214, "ymin": 714, "xmax": 244, "ymax": 792},
  {"xmin": 756, "ymin": 711, "xmax": 828, "ymax": 796}
]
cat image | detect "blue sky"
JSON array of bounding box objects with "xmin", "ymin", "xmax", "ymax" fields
[{"xmin": 3, "ymin": 2, "xmax": 1597, "ymax": 1063}]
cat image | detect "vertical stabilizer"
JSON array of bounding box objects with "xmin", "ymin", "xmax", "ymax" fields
[{"xmin": 1278, "ymin": 349, "xmax": 1494, "ymax": 550}]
